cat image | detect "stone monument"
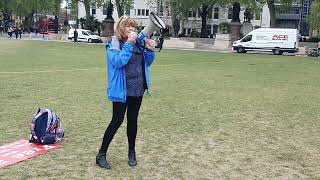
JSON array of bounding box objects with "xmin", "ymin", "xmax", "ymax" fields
[{"xmin": 102, "ymin": 1, "xmax": 115, "ymax": 38}]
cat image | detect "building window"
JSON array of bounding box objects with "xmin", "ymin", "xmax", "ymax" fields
[
  {"xmin": 188, "ymin": 10, "xmax": 196, "ymax": 17},
  {"xmin": 142, "ymin": 9, "xmax": 145, "ymax": 16},
  {"xmin": 146, "ymin": 9, "xmax": 149, "ymax": 16},
  {"xmin": 92, "ymin": 9, "xmax": 96, "ymax": 15},
  {"xmin": 228, "ymin": 8, "xmax": 232, "ymax": 19},
  {"xmin": 187, "ymin": 28, "xmax": 191, "ymax": 34},
  {"xmin": 138, "ymin": 9, "xmax": 141, "ymax": 16},
  {"xmin": 164, "ymin": 5, "xmax": 170, "ymax": 16},
  {"xmin": 183, "ymin": 28, "xmax": 186, "ymax": 35},
  {"xmin": 134, "ymin": 9, "xmax": 136, "ymax": 16},
  {"xmin": 212, "ymin": 24, "xmax": 218, "ymax": 34},
  {"xmin": 292, "ymin": 7, "xmax": 299, "ymax": 14},
  {"xmin": 214, "ymin": 8, "xmax": 219, "ymax": 19}
]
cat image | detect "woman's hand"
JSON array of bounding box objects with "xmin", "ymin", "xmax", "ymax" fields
[
  {"xmin": 145, "ymin": 39, "xmax": 155, "ymax": 51},
  {"xmin": 127, "ymin": 31, "xmax": 137, "ymax": 45}
]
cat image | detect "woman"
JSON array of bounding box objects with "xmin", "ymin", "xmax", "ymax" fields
[{"xmin": 96, "ymin": 16, "xmax": 156, "ymax": 169}]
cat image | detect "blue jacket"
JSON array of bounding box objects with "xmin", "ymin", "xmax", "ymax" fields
[{"xmin": 106, "ymin": 36, "xmax": 156, "ymax": 102}]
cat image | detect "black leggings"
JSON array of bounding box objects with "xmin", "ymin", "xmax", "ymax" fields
[{"xmin": 99, "ymin": 96, "xmax": 143, "ymax": 153}]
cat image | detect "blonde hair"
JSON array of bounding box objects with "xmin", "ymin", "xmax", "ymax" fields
[{"xmin": 114, "ymin": 16, "xmax": 138, "ymax": 41}]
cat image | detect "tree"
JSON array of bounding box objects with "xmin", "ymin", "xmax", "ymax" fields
[
  {"xmin": 197, "ymin": 1, "xmax": 215, "ymax": 38},
  {"xmin": 0, "ymin": 0, "xmax": 16, "ymax": 30},
  {"xmin": 238, "ymin": 0, "xmax": 303, "ymax": 28},
  {"xmin": 266, "ymin": 0, "xmax": 276, "ymax": 27},
  {"xmin": 168, "ymin": 0, "xmax": 194, "ymax": 37},
  {"xmin": 171, "ymin": 0, "xmax": 229, "ymax": 38},
  {"xmin": 114, "ymin": 0, "xmax": 134, "ymax": 17},
  {"xmin": 1, "ymin": 0, "xmax": 66, "ymax": 31},
  {"xmin": 70, "ymin": 0, "xmax": 79, "ymax": 19},
  {"xmin": 309, "ymin": 0, "xmax": 320, "ymax": 33},
  {"xmin": 52, "ymin": 0, "xmax": 63, "ymax": 16},
  {"xmin": 76, "ymin": 0, "xmax": 105, "ymax": 19}
]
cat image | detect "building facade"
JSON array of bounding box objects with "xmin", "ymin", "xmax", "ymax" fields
[{"xmin": 77, "ymin": 0, "xmax": 309, "ymax": 36}]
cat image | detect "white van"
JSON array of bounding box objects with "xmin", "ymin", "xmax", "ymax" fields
[
  {"xmin": 233, "ymin": 28, "xmax": 299, "ymax": 55},
  {"xmin": 68, "ymin": 28, "xmax": 102, "ymax": 43}
]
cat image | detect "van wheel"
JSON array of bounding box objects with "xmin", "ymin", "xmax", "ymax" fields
[
  {"xmin": 273, "ymin": 49, "xmax": 283, "ymax": 55},
  {"xmin": 88, "ymin": 38, "xmax": 93, "ymax": 43},
  {"xmin": 237, "ymin": 47, "xmax": 246, "ymax": 53}
]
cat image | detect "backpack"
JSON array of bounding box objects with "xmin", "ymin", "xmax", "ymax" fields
[{"xmin": 29, "ymin": 108, "xmax": 64, "ymax": 144}]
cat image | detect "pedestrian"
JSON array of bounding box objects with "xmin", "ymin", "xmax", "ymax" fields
[
  {"xmin": 158, "ymin": 34, "xmax": 164, "ymax": 52},
  {"xmin": 96, "ymin": 15, "xmax": 156, "ymax": 169},
  {"xmin": 18, "ymin": 26, "xmax": 23, "ymax": 39},
  {"xmin": 8, "ymin": 27, "xmax": 13, "ymax": 39},
  {"xmin": 73, "ymin": 28, "xmax": 78, "ymax": 42},
  {"xmin": 14, "ymin": 27, "xmax": 19, "ymax": 39},
  {"xmin": 0, "ymin": 25, "xmax": 3, "ymax": 35}
]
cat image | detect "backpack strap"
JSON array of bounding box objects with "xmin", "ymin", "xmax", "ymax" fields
[{"xmin": 29, "ymin": 108, "xmax": 46, "ymax": 143}]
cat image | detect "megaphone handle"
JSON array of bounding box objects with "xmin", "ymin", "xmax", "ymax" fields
[{"xmin": 143, "ymin": 39, "xmax": 146, "ymax": 49}]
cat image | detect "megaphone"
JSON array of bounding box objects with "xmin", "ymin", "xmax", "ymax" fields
[{"xmin": 136, "ymin": 12, "xmax": 166, "ymax": 46}]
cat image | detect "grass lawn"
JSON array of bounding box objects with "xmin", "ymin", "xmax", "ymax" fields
[{"xmin": 0, "ymin": 39, "xmax": 320, "ymax": 179}]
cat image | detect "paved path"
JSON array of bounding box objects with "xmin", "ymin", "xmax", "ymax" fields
[
  {"xmin": 0, "ymin": 33, "xmax": 308, "ymax": 56},
  {"xmin": 0, "ymin": 32, "xmax": 50, "ymax": 40}
]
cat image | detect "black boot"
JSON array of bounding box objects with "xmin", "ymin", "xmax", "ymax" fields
[
  {"xmin": 96, "ymin": 152, "xmax": 111, "ymax": 169},
  {"xmin": 128, "ymin": 150, "xmax": 137, "ymax": 166}
]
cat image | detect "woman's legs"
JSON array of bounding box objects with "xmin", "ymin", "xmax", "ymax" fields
[
  {"xmin": 97, "ymin": 96, "xmax": 142, "ymax": 168},
  {"xmin": 99, "ymin": 102, "xmax": 127, "ymax": 153},
  {"xmin": 126, "ymin": 96, "xmax": 143, "ymax": 152},
  {"xmin": 126, "ymin": 96, "xmax": 143, "ymax": 166}
]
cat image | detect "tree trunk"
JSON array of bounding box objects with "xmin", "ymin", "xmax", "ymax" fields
[
  {"xmin": 170, "ymin": 4, "xmax": 177, "ymax": 37},
  {"xmin": 267, "ymin": 0, "xmax": 276, "ymax": 28},
  {"xmin": 3, "ymin": 13, "xmax": 11, "ymax": 32},
  {"xmin": 200, "ymin": 4, "xmax": 208, "ymax": 38},
  {"xmin": 84, "ymin": 0, "xmax": 91, "ymax": 19},
  {"xmin": 308, "ymin": 25, "xmax": 312, "ymax": 38},
  {"xmin": 115, "ymin": 0, "xmax": 124, "ymax": 17}
]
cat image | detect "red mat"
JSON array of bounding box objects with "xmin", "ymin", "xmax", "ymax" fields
[{"xmin": 0, "ymin": 139, "xmax": 61, "ymax": 168}]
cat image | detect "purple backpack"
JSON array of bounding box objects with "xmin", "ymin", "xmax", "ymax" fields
[{"xmin": 29, "ymin": 108, "xmax": 64, "ymax": 144}]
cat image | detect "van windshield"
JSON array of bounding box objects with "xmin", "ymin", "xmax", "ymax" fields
[{"xmin": 241, "ymin": 35, "xmax": 252, "ymax": 42}]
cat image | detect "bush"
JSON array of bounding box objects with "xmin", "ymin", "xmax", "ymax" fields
[
  {"xmin": 306, "ymin": 37, "xmax": 320, "ymax": 43},
  {"xmin": 190, "ymin": 30, "xmax": 201, "ymax": 38},
  {"xmin": 219, "ymin": 22, "xmax": 231, "ymax": 34},
  {"xmin": 164, "ymin": 32, "xmax": 172, "ymax": 38}
]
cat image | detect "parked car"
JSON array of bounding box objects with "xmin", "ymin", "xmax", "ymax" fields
[
  {"xmin": 307, "ymin": 48, "xmax": 319, "ymax": 57},
  {"xmin": 233, "ymin": 28, "xmax": 299, "ymax": 55},
  {"xmin": 68, "ymin": 28, "xmax": 102, "ymax": 43}
]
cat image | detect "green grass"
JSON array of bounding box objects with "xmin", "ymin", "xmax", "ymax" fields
[{"xmin": 0, "ymin": 39, "xmax": 320, "ymax": 179}]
